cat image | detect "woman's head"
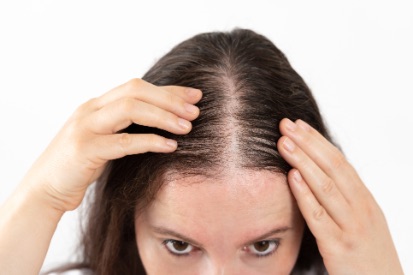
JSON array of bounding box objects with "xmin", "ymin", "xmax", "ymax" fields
[{"xmin": 80, "ymin": 28, "xmax": 330, "ymax": 274}]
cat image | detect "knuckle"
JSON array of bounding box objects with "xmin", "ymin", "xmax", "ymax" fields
[
  {"xmin": 65, "ymin": 116, "xmax": 85, "ymax": 136},
  {"xmin": 118, "ymin": 133, "xmax": 132, "ymax": 154},
  {"xmin": 320, "ymin": 177, "xmax": 335, "ymax": 195},
  {"xmin": 74, "ymin": 98, "xmax": 94, "ymax": 115},
  {"xmin": 68, "ymin": 131, "xmax": 89, "ymax": 157},
  {"xmin": 330, "ymin": 152, "xmax": 347, "ymax": 171},
  {"xmin": 340, "ymin": 235, "xmax": 358, "ymax": 251},
  {"xmin": 125, "ymin": 78, "xmax": 144, "ymax": 90},
  {"xmin": 360, "ymin": 200, "xmax": 384, "ymax": 226},
  {"xmin": 312, "ymin": 206, "xmax": 326, "ymax": 221}
]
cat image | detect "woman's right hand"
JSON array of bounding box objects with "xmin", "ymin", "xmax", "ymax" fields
[{"xmin": 24, "ymin": 78, "xmax": 202, "ymax": 212}]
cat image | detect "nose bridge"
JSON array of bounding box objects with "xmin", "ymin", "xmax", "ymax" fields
[
  {"xmin": 204, "ymin": 254, "xmax": 240, "ymax": 275},
  {"xmin": 207, "ymin": 262, "xmax": 229, "ymax": 275},
  {"xmin": 203, "ymin": 229, "xmax": 243, "ymax": 275}
]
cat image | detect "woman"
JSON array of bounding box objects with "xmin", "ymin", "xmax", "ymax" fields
[{"xmin": 0, "ymin": 28, "xmax": 403, "ymax": 274}]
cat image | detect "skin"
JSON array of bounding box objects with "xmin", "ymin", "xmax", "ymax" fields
[
  {"xmin": 0, "ymin": 78, "xmax": 404, "ymax": 274},
  {"xmin": 135, "ymin": 171, "xmax": 304, "ymax": 275},
  {"xmin": 277, "ymin": 118, "xmax": 404, "ymax": 274}
]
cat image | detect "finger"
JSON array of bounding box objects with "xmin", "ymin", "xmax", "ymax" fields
[
  {"xmin": 95, "ymin": 78, "xmax": 203, "ymax": 120},
  {"xmin": 279, "ymin": 118, "xmax": 368, "ymax": 203},
  {"xmin": 288, "ymin": 169, "xmax": 341, "ymax": 244},
  {"xmin": 160, "ymin": 85, "xmax": 203, "ymax": 104},
  {"xmin": 86, "ymin": 97, "xmax": 193, "ymax": 134},
  {"xmin": 69, "ymin": 97, "xmax": 101, "ymax": 120},
  {"xmin": 89, "ymin": 133, "xmax": 178, "ymax": 161},
  {"xmin": 278, "ymin": 136, "xmax": 352, "ymax": 228}
]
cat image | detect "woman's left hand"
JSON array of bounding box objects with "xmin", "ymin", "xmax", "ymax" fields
[{"xmin": 277, "ymin": 118, "xmax": 403, "ymax": 275}]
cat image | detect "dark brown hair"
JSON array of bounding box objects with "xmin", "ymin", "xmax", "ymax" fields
[{"xmin": 47, "ymin": 28, "xmax": 332, "ymax": 274}]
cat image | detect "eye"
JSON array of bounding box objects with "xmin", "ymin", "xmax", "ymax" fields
[
  {"xmin": 246, "ymin": 240, "xmax": 280, "ymax": 257},
  {"xmin": 164, "ymin": 240, "xmax": 194, "ymax": 256}
]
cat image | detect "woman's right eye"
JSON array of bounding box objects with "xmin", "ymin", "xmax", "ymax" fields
[{"xmin": 163, "ymin": 240, "xmax": 194, "ymax": 256}]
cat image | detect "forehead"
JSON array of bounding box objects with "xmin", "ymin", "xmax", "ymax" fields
[{"xmin": 142, "ymin": 170, "xmax": 298, "ymax": 234}]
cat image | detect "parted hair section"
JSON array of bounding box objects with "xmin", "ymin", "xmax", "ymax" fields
[{"xmin": 45, "ymin": 28, "xmax": 331, "ymax": 274}]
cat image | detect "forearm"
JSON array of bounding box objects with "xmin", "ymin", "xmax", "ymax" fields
[{"xmin": 0, "ymin": 180, "xmax": 65, "ymax": 275}]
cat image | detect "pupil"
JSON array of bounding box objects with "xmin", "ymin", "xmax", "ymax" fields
[
  {"xmin": 254, "ymin": 241, "xmax": 269, "ymax": 252},
  {"xmin": 173, "ymin": 241, "xmax": 188, "ymax": 251}
]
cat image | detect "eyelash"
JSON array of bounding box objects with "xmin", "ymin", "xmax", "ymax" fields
[
  {"xmin": 162, "ymin": 239, "xmax": 281, "ymax": 258},
  {"xmin": 162, "ymin": 239, "xmax": 195, "ymax": 257},
  {"xmin": 249, "ymin": 239, "xmax": 281, "ymax": 258}
]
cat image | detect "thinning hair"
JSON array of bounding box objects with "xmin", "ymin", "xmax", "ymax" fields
[{"xmin": 47, "ymin": 28, "xmax": 332, "ymax": 274}]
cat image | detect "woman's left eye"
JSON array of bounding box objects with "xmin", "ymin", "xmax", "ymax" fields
[
  {"xmin": 163, "ymin": 240, "xmax": 194, "ymax": 256},
  {"xmin": 246, "ymin": 240, "xmax": 280, "ymax": 257}
]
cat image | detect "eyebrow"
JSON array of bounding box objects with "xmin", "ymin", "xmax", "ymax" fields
[
  {"xmin": 246, "ymin": 226, "xmax": 291, "ymax": 244},
  {"xmin": 150, "ymin": 226, "xmax": 291, "ymax": 248},
  {"xmin": 151, "ymin": 226, "xmax": 204, "ymax": 247}
]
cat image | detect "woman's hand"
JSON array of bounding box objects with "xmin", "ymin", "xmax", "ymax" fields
[
  {"xmin": 0, "ymin": 78, "xmax": 202, "ymax": 274},
  {"xmin": 277, "ymin": 118, "xmax": 403, "ymax": 275},
  {"xmin": 24, "ymin": 78, "xmax": 202, "ymax": 212}
]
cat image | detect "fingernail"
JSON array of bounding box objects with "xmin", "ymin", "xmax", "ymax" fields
[
  {"xmin": 283, "ymin": 137, "xmax": 295, "ymax": 152},
  {"xmin": 293, "ymin": 170, "xmax": 302, "ymax": 183},
  {"xmin": 285, "ymin": 118, "xmax": 297, "ymax": 132},
  {"xmin": 292, "ymin": 170, "xmax": 304, "ymax": 190},
  {"xmin": 184, "ymin": 103, "xmax": 199, "ymax": 114},
  {"xmin": 187, "ymin": 88, "xmax": 202, "ymax": 97},
  {"xmin": 165, "ymin": 139, "xmax": 177, "ymax": 149},
  {"xmin": 178, "ymin": 118, "xmax": 191, "ymax": 130}
]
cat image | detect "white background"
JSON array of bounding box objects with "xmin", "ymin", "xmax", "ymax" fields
[{"xmin": 1, "ymin": 0, "xmax": 412, "ymax": 273}]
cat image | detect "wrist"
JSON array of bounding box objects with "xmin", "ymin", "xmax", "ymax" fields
[
  {"xmin": 3, "ymin": 183, "xmax": 65, "ymax": 225},
  {"xmin": 19, "ymin": 163, "xmax": 84, "ymax": 213},
  {"xmin": 11, "ymin": 173, "xmax": 68, "ymax": 219}
]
